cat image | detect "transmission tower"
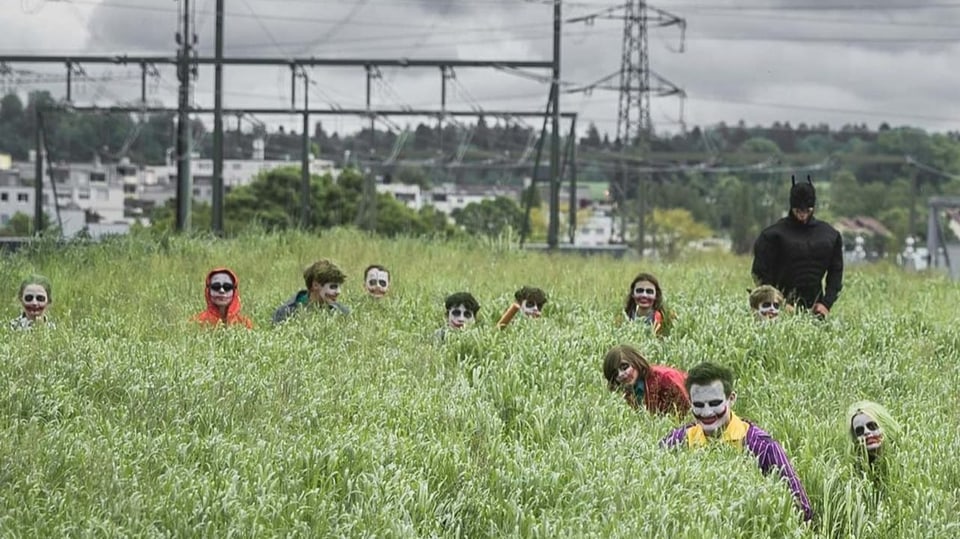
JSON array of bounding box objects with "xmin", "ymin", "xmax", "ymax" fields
[{"xmin": 568, "ymin": 1, "xmax": 685, "ymax": 256}]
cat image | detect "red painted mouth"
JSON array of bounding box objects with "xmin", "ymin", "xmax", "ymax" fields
[{"xmin": 451, "ymin": 321, "xmax": 464, "ymax": 329}]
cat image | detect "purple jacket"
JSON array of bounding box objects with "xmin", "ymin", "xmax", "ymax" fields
[{"xmin": 660, "ymin": 419, "xmax": 814, "ymax": 522}]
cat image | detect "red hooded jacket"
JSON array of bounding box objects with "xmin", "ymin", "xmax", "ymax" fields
[{"xmin": 193, "ymin": 267, "xmax": 253, "ymax": 328}]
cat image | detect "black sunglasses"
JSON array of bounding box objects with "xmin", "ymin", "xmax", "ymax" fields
[
  {"xmin": 449, "ymin": 309, "xmax": 474, "ymax": 318},
  {"xmin": 23, "ymin": 294, "xmax": 47, "ymax": 303},
  {"xmin": 209, "ymin": 282, "xmax": 235, "ymax": 293},
  {"xmin": 760, "ymin": 301, "xmax": 781, "ymax": 310},
  {"xmin": 367, "ymin": 279, "xmax": 388, "ymax": 287},
  {"xmin": 854, "ymin": 421, "xmax": 879, "ymax": 436}
]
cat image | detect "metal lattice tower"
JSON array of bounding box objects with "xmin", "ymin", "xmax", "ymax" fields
[
  {"xmin": 617, "ymin": 1, "xmax": 685, "ymax": 255},
  {"xmin": 615, "ymin": 1, "xmax": 652, "ymax": 156}
]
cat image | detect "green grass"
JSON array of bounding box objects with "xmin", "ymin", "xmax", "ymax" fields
[{"xmin": 1, "ymin": 228, "xmax": 958, "ymax": 537}]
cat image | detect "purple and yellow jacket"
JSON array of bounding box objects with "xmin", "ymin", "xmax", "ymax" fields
[{"xmin": 660, "ymin": 413, "xmax": 814, "ymax": 522}]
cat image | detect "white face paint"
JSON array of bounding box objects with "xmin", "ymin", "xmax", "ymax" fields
[
  {"xmin": 632, "ymin": 280, "xmax": 657, "ymax": 310},
  {"xmin": 447, "ymin": 303, "xmax": 475, "ymax": 329},
  {"xmin": 616, "ymin": 361, "xmax": 639, "ymax": 386},
  {"xmin": 690, "ymin": 381, "xmax": 735, "ymax": 436},
  {"xmin": 364, "ymin": 268, "xmax": 390, "ymax": 298},
  {"xmin": 208, "ymin": 272, "xmax": 235, "ymax": 308},
  {"xmin": 20, "ymin": 283, "xmax": 49, "ymax": 320},
  {"xmin": 757, "ymin": 300, "xmax": 781, "ymax": 320},
  {"xmin": 851, "ymin": 412, "xmax": 884, "ymax": 452},
  {"xmin": 319, "ymin": 282, "xmax": 341, "ymax": 304},
  {"xmin": 520, "ymin": 299, "xmax": 541, "ymax": 318}
]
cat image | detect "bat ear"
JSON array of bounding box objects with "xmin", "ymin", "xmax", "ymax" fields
[
  {"xmin": 791, "ymin": 175, "xmax": 796, "ymax": 186},
  {"xmin": 807, "ymin": 175, "xmax": 813, "ymax": 184}
]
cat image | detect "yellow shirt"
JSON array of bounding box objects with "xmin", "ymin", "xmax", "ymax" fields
[{"xmin": 685, "ymin": 412, "xmax": 750, "ymax": 449}]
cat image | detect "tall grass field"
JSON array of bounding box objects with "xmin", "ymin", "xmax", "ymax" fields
[{"xmin": 1, "ymin": 229, "xmax": 958, "ymax": 537}]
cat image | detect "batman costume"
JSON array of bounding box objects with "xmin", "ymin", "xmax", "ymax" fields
[{"xmin": 751, "ymin": 176, "xmax": 844, "ymax": 311}]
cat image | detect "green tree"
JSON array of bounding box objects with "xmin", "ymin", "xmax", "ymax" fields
[
  {"xmin": 648, "ymin": 207, "xmax": 713, "ymax": 259},
  {"xmin": 451, "ymin": 196, "xmax": 524, "ymax": 238}
]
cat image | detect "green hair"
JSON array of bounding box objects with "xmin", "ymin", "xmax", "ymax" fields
[
  {"xmin": 19, "ymin": 274, "xmax": 52, "ymax": 301},
  {"xmin": 685, "ymin": 362, "xmax": 734, "ymax": 396},
  {"xmin": 845, "ymin": 401, "xmax": 901, "ymax": 443}
]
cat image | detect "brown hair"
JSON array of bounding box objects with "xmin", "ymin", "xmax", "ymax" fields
[
  {"xmin": 514, "ymin": 286, "xmax": 547, "ymax": 307},
  {"xmin": 602, "ymin": 344, "xmax": 651, "ymax": 391},
  {"xmin": 303, "ymin": 259, "xmax": 346, "ymax": 289},
  {"xmin": 749, "ymin": 285, "xmax": 784, "ymax": 310}
]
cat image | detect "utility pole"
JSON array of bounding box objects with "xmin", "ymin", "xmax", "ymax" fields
[
  {"xmin": 212, "ymin": 0, "xmax": 224, "ymax": 234},
  {"xmin": 567, "ymin": 1, "xmax": 685, "ymax": 256},
  {"xmin": 34, "ymin": 107, "xmax": 43, "ymax": 236},
  {"xmin": 547, "ymin": 0, "xmax": 562, "ymax": 249},
  {"xmin": 175, "ymin": 0, "xmax": 193, "ymax": 232},
  {"xmin": 566, "ymin": 114, "xmax": 578, "ymax": 243},
  {"xmin": 300, "ymin": 67, "xmax": 311, "ymax": 228}
]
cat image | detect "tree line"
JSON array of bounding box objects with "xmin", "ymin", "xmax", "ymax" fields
[{"xmin": 3, "ymin": 90, "xmax": 960, "ymax": 254}]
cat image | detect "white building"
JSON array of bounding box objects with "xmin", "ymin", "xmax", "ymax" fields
[
  {"xmin": 0, "ymin": 168, "xmax": 54, "ymax": 226},
  {"xmin": 574, "ymin": 205, "xmax": 619, "ymax": 246},
  {"xmin": 377, "ymin": 183, "xmax": 422, "ymax": 210}
]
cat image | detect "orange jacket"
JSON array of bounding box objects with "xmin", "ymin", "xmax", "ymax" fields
[{"xmin": 193, "ymin": 267, "xmax": 254, "ymax": 329}]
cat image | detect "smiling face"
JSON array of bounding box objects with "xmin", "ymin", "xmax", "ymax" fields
[
  {"xmin": 364, "ymin": 268, "xmax": 390, "ymax": 298},
  {"xmin": 208, "ymin": 272, "xmax": 235, "ymax": 309},
  {"xmin": 690, "ymin": 381, "xmax": 735, "ymax": 436},
  {"xmin": 447, "ymin": 303, "xmax": 475, "ymax": 329},
  {"xmin": 851, "ymin": 412, "xmax": 884, "ymax": 452},
  {"xmin": 319, "ymin": 282, "xmax": 340, "ymax": 304},
  {"xmin": 20, "ymin": 283, "xmax": 49, "ymax": 321},
  {"xmin": 632, "ymin": 279, "xmax": 658, "ymax": 312}
]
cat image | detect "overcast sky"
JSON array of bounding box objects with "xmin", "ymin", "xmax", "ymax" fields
[{"xmin": 5, "ymin": 0, "xmax": 960, "ymax": 139}]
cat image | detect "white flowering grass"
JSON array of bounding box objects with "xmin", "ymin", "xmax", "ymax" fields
[{"xmin": 0, "ymin": 229, "xmax": 957, "ymax": 537}]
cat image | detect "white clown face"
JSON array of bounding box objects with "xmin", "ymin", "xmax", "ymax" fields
[
  {"xmin": 317, "ymin": 282, "xmax": 341, "ymax": 304},
  {"xmin": 20, "ymin": 283, "xmax": 50, "ymax": 320},
  {"xmin": 615, "ymin": 361, "xmax": 639, "ymax": 386},
  {"xmin": 851, "ymin": 412, "xmax": 884, "ymax": 452},
  {"xmin": 447, "ymin": 303, "xmax": 475, "ymax": 329},
  {"xmin": 756, "ymin": 300, "xmax": 781, "ymax": 320},
  {"xmin": 632, "ymin": 280, "xmax": 657, "ymax": 310},
  {"xmin": 690, "ymin": 381, "xmax": 735, "ymax": 436},
  {"xmin": 208, "ymin": 272, "xmax": 235, "ymax": 309},
  {"xmin": 364, "ymin": 268, "xmax": 390, "ymax": 298},
  {"xmin": 519, "ymin": 299, "xmax": 542, "ymax": 318}
]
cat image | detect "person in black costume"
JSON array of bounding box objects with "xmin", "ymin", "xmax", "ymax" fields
[{"xmin": 751, "ymin": 175, "xmax": 843, "ymax": 318}]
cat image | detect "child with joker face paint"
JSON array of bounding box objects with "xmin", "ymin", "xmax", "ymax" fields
[
  {"xmin": 623, "ymin": 272, "xmax": 667, "ymax": 335},
  {"xmin": 435, "ymin": 292, "xmax": 480, "ymax": 342},
  {"xmin": 497, "ymin": 286, "xmax": 547, "ymax": 328},
  {"xmin": 602, "ymin": 344, "xmax": 689, "ymax": 416},
  {"xmin": 272, "ymin": 259, "xmax": 351, "ymax": 324},
  {"xmin": 749, "ymin": 285, "xmax": 787, "ymax": 321},
  {"xmin": 363, "ymin": 265, "xmax": 390, "ymax": 298},
  {"xmin": 11, "ymin": 274, "xmax": 54, "ymax": 330},
  {"xmin": 846, "ymin": 401, "xmax": 900, "ymax": 466},
  {"xmin": 660, "ymin": 362, "xmax": 814, "ymax": 522},
  {"xmin": 193, "ymin": 267, "xmax": 253, "ymax": 328}
]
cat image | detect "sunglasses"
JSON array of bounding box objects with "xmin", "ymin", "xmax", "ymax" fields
[
  {"xmin": 367, "ymin": 279, "xmax": 388, "ymax": 288},
  {"xmin": 449, "ymin": 309, "xmax": 474, "ymax": 319},
  {"xmin": 521, "ymin": 300, "xmax": 543, "ymax": 310},
  {"xmin": 23, "ymin": 294, "xmax": 47, "ymax": 303},
  {"xmin": 760, "ymin": 301, "xmax": 781, "ymax": 310},
  {"xmin": 854, "ymin": 421, "xmax": 880, "ymax": 436},
  {"xmin": 209, "ymin": 282, "xmax": 235, "ymax": 293},
  {"xmin": 633, "ymin": 287, "xmax": 656, "ymax": 296}
]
